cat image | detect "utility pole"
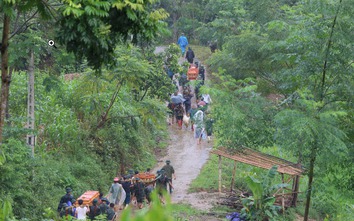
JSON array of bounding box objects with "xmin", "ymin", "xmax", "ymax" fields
[{"xmin": 27, "ymin": 51, "xmax": 35, "ymax": 157}]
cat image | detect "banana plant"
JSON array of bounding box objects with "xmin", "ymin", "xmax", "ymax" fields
[{"xmin": 241, "ymin": 165, "xmax": 287, "ymax": 221}]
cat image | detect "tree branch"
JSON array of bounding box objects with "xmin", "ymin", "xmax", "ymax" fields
[
  {"xmin": 96, "ymin": 80, "xmax": 124, "ymax": 129},
  {"xmin": 9, "ymin": 10, "xmax": 38, "ymax": 40}
]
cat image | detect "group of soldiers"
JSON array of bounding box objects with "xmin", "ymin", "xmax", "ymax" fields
[{"xmin": 57, "ymin": 160, "xmax": 175, "ymax": 220}]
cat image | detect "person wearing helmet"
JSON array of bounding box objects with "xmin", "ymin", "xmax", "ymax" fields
[
  {"xmin": 99, "ymin": 197, "xmax": 109, "ymax": 215},
  {"xmin": 88, "ymin": 199, "xmax": 101, "ymax": 220},
  {"xmin": 57, "ymin": 187, "xmax": 75, "ymax": 212},
  {"xmin": 107, "ymin": 177, "xmax": 126, "ymax": 211},
  {"xmin": 162, "ymin": 160, "xmax": 176, "ymax": 194},
  {"xmin": 59, "ymin": 203, "xmax": 69, "ymax": 218}
]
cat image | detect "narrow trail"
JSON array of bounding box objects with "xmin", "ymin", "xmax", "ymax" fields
[{"xmin": 153, "ymin": 46, "xmax": 217, "ymax": 212}]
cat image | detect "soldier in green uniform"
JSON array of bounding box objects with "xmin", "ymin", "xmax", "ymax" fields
[{"xmin": 161, "ymin": 160, "xmax": 176, "ymax": 194}]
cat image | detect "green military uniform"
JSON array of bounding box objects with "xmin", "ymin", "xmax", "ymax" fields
[{"xmin": 162, "ymin": 164, "xmax": 175, "ymax": 179}]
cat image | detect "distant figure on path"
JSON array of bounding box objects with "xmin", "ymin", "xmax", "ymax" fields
[
  {"xmin": 162, "ymin": 160, "xmax": 176, "ymax": 194},
  {"xmin": 185, "ymin": 47, "xmax": 195, "ymax": 64},
  {"xmin": 177, "ymin": 33, "xmax": 188, "ymax": 56},
  {"xmin": 209, "ymin": 40, "xmax": 217, "ymax": 53}
]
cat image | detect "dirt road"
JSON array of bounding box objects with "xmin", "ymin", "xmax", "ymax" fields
[{"xmin": 153, "ymin": 46, "xmax": 215, "ymax": 211}]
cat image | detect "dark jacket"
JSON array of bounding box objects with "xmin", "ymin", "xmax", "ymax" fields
[
  {"xmin": 57, "ymin": 194, "xmax": 74, "ymax": 212},
  {"xmin": 185, "ymin": 49, "xmax": 195, "ymax": 63}
]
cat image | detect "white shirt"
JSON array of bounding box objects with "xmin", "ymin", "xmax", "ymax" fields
[{"xmin": 76, "ymin": 206, "xmax": 88, "ymax": 220}]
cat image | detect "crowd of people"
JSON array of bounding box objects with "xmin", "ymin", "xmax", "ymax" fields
[
  {"xmin": 169, "ymin": 33, "xmax": 214, "ymax": 145},
  {"xmin": 57, "ymin": 161, "xmax": 175, "ymax": 220},
  {"xmin": 57, "ymin": 33, "xmax": 212, "ymax": 220}
]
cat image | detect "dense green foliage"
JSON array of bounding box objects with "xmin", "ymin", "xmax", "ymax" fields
[
  {"xmin": 174, "ymin": 0, "xmax": 353, "ymax": 220},
  {"xmin": 0, "ymin": 43, "xmax": 176, "ymax": 219},
  {"xmin": 1, "ymin": 0, "xmax": 353, "ymax": 220}
]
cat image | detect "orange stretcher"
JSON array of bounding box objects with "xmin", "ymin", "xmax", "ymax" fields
[
  {"xmin": 187, "ymin": 65, "xmax": 199, "ymax": 80},
  {"xmin": 75, "ymin": 190, "xmax": 99, "ymax": 206}
]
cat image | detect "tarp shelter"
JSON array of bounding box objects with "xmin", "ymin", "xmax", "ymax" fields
[{"xmin": 210, "ymin": 147, "xmax": 304, "ymax": 208}]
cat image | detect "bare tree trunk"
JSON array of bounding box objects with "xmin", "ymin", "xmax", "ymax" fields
[
  {"xmin": 304, "ymin": 146, "xmax": 317, "ymax": 221},
  {"xmin": 0, "ymin": 14, "xmax": 11, "ymax": 144}
]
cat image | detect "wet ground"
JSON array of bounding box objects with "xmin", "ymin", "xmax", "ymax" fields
[{"xmin": 152, "ymin": 46, "xmax": 220, "ymax": 214}]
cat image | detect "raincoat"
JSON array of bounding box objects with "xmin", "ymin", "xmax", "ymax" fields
[
  {"xmin": 107, "ymin": 183, "xmax": 126, "ymax": 206},
  {"xmin": 177, "ymin": 35, "xmax": 188, "ymax": 55}
]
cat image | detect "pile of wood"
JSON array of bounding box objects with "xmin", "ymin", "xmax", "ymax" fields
[{"xmin": 217, "ymin": 192, "xmax": 243, "ymax": 210}]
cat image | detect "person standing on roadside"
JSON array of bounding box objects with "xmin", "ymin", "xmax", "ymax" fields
[
  {"xmin": 162, "ymin": 160, "xmax": 176, "ymax": 194},
  {"xmin": 177, "ymin": 33, "xmax": 188, "ymax": 56}
]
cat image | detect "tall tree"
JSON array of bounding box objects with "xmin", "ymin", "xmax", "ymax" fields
[{"xmin": 0, "ymin": 0, "xmax": 52, "ymax": 144}]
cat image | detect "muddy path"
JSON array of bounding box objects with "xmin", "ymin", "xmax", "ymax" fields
[{"xmin": 153, "ymin": 46, "xmax": 217, "ymax": 212}]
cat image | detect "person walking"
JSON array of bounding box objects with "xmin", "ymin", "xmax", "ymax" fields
[
  {"xmin": 106, "ymin": 203, "xmax": 116, "ymax": 221},
  {"xmin": 194, "ymin": 110, "xmax": 205, "ymax": 145},
  {"xmin": 162, "ymin": 160, "xmax": 176, "ymax": 194},
  {"xmin": 58, "ymin": 187, "xmax": 75, "ymax": 213},
  {"xmin": 99, "ymin": 197, "xmax": 109, "ymax": 215},
  {"xmin": 75, "ymin": 199, "xmax": 89, "ymax": 220},
  {"xmin": 107, "ymin": 177, "xmax": 126, "ymax": 211},
  {"xmin": 199, "ymin": 65, "xmax": 205, "ymax": 82},
  {"xmin": 155, "ymin": 170, "xmax": 168, "ymax": 203},
  {"xmin": 133, "ymin": 177, "xmax": 145, "ymax": 209},
  {"xmin": 121, "ymin": 176, "xmax": 132, "ymax": 208},
  {"xmin": 177, "ymin": 33, "xmax": 188, "ymax": 56},
  {"xmin": 88, "ymin": 199, "xmax": 100, "ymax": 220},
  {"xmin": 185, "ymin": 47, "xmax": 195, "ymax": 64},
  {"xmin": 174, "ymin": 103, "xmax": 184, "ymax": 130},
  {"xmin": 205, "ymin": 114, "xmax": 214, "ymax": 143}
]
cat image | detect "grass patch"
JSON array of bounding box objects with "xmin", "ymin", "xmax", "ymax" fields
[
  {"xmin": 189, "ymin": 154, "xmax": 255, "ymax": 193},
  {"xmin": 189, "ymin": 45, "xmax": 212, "ymax": 63},
  {"xmin": 295, "ymin": 204, "xmax": 322, "ymax": 221},
  {"xmin": 171, "ymin": 203, "xmax": 203, "ymax": 220}
]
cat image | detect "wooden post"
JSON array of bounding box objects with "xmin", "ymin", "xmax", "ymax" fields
[
  {"xmin": 281, "ymin": 173, "xmax": 285, "ymax": 214},
  {"xmin": 218, "ymin": 155, "xmax": 222, "ymax": 193},
  {"xmin": 230, "ymin": 161, "xmax": 237, "ymax": 192},
  {"xmin": 27, "ymin": 51, "xmax": 35, "ymax": 157},
  {"xmin": 292, "ymin": 175, "xmax": 300, "ymax": 207}
]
